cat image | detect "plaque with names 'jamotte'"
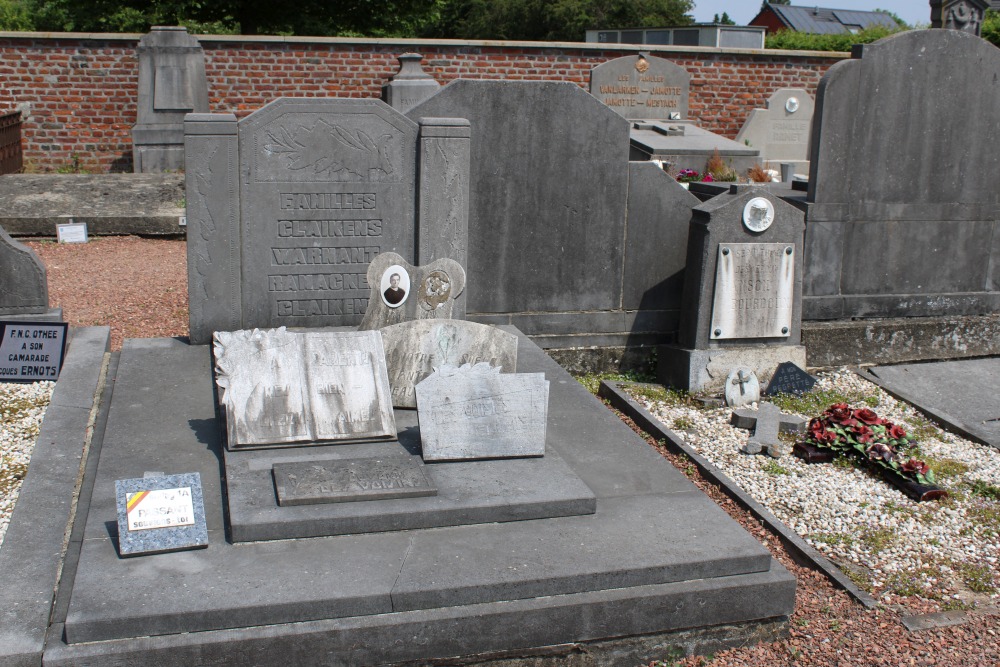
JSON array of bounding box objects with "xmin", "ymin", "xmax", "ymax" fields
[
  {"xmin": 272, "ymin": 457, "xmax": 436, "ymax": 506},
  {"xmin": 710, "ymin": 243, "xmax": 794, "ymax": 340}
]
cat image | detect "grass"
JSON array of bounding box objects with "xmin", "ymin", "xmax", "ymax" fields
[
  {"xmin": 761, "ymin": 459, "xmax": 789, "ymax": 475},
  {"xmin": 922, "ymin": 455, "xmax": 970, "ymax": 480},
  {"xmin": 859, "ymin": 526, "xmax": 897, "ymax": 552},
  {"xmin": 768, "ymin": 387, "xmax": 879, "ymax": 417},
  {"xmin": 957, "ymin": 563, "xmax": 997, "ymax": 594},
  {"xmin": 573, "ymin": 370, "xmax": 654, "ymax": 395},
  {"xmin": 968, "ymin": 480, "xmax": 1000, "ymax": 501},
  {"xmin": 884, "ymin": 566, "xmax": 946, "ymax": 599},
  {"xmin": 904, "ymin": 414, "xmax": 940, "ymax": 442},
  {"xmin": 671, "ymin": 416, "xmax": 693, "ymax": 431}
]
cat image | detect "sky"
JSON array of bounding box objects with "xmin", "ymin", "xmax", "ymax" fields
[{"xmin": 690, "ymin": 1, "xmax": 931, "ymax": 28}]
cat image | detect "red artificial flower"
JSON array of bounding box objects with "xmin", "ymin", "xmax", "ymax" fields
[
  {"xmin": 856, "ymin": 431, "xmax": 873, "ymax": 445},
  {"xmin": 888, "ymin": 424, "xmax": 907, "ymax": 440},
  {"xmin": 901, "ymin": 458, "xmax": 929, "ymax": 475},
  {"xmin": 853, "ymin": 408, "xmax": 883, "ymax": 425},
  {"xmin": 814, "ymin": 429, "xmax": 838, "ymax": 445},
  {"xmin": 827, "ymin": 403, "xmax": 852, "ymax": 422}
]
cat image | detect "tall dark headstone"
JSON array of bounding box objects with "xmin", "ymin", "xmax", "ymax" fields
[
  {"xmin": 133, "ymin": 27, "xmax": 208, "ymax": 173},
  {"xmin": 0, "ymin": 224, "xmax": 60, "ymax": 321}
]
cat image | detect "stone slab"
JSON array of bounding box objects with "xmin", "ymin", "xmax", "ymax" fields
[
  {"xmin": 863, "ymin": 358, "xmax": 1000, "ymax": 449},
  {"xmin": 0, "ymin": 327, "xmax": 109, "ymax": 667},
  {"xmin": 272, "ymin": 456, "xmax": 436, "ymax": 506},
  {"xmin": 590, "ymin": 54, "xmax": 690, "ymax": 120},
  {"xmin": 0, "ymin": 320, "xmax": 67, "ymax": 381},
  {"xmin": 114, "ymin": 473, "xmax": 208, "ymax": 556},
  {"xmin": 357, "ymin": 252, "xmax": 466, "ymax": 330},
  {"xmin": 657, "ymin": 344, "xmax": 807, "ymax": 393},
  {"xmin": 381, "ymin": 319, "xmax": 517, "ymax": 408},
  {"xmin": 416, "ymin": 364, "xmax": 548, "ymax": 462}
]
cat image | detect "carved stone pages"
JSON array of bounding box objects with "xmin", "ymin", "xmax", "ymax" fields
[
  {"xmin": 415, "ymin": 363, "xmax": 548, "ymax": 462},
  {"xmin": 213, "ymin": 328, "xmax": 396, "ymax": 450}
]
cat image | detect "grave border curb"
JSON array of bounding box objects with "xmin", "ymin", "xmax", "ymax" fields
[{"xmin": 597, "ymin": 379, "xmax": 879, "ymax": 610}]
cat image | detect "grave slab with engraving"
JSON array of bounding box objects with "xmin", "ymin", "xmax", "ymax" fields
[
  {"xmin": 735, "ymin": 88, "xmax": 814, "ymax": 176},
  {"xmin": 114, "ymin": 472, "xmax": 208, "ymax": 557},
  {"xmin": 381, "ymin": 319, "xmax": 517, "ymax": 408},
  {"xmin": 658, "ymin": 185, "xmax": 806, "ymax": 392},
  {"xmin": 213, "ymin": 328, "xmax": 396, "ymax": 449},
  {"xmin": 415, "ymin": 363, "xmax": 548, "ymax": 462},
  {"xmin": 273, "ymin": 456, "xmax": 435, "ymax": 506},
  {"xmin": 358, "ymin": 252, "xmax": 466, "ymax": 330}
]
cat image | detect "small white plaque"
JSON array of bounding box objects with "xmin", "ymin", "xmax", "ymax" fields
[
  {"xmin": 710, "ymin": 243, "xmax": 794, "ymax": 340},
  {"xmin": 126, "ymin": 487, "xmax": 195, "ymax": 531},
  {"xmin": 56, "ymin": 222, "xmax": 88, "ymax": 244},
  {"xmin": 178, "ymin": 216, "xmax": 187, "ymax": 227},
  {"xmin": 785, "ymin": 97, "xmax": 800, "ymax": 114},
  {"xmin": 742, "ymin": 198, "xmax": 774, "ymax": 233}
]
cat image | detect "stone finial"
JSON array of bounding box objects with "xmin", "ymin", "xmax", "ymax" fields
[{"xmin": 381, "ymin": 53, "xmax": 441, "ymax": 113}]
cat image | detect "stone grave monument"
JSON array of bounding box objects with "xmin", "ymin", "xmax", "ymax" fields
[
  {"xmin": 0, "ymin": 224, "xmax": 61, "ymax": 321},
  {"xmin": 735, "ymin": 88, "xmax": 814, "ymax": 178},
  {"xmin": 381, "ymin": 53, "xmax": 441, "ymax": 113},
  {"xmin": 132, "ymin": 27, "xmax": 208, "ymax": 172},
  {"xmin": 658, "ymin": 185, "xmax": 806, "ymax": 392},
  {"xmin": 590, "ymin": 53, "xmax": 759, "ymax": 173}
]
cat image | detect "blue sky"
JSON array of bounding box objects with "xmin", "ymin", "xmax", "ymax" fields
[{"xmin": 691, "ymin": 1, "xmax": 931, "ymax": 28}]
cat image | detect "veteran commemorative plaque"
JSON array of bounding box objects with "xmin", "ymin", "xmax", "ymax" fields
[
  {"xmin": 114, "ymin": 472, "xmax": 208, "ymax": 557},
  {"xmin": 0, "ymin": 321, "xmax": 68, "ymax": 381},
  {"xmin": 710, "ymin": 243, "xmax": 794, "ymax": 340}
]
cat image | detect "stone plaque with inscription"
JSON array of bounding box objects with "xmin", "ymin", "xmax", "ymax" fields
[
  {"xmin": 272, "ymin": 456, "xmax": 436, "ymax": 506},
  {"xmin": 114, "ymin": 472, "xmax": 208, "ymax": 557},
  {"xmin": 589, "ymin": 54, "xmax": 690, "ymax": 120},
  {"xmin": 710, "ymin": 243, "xmax": 794, "ymax": 340},
  {"xmin": 381, "ymin": 319, "xmax": 518, "ymax": 408},
  {"xmin": 358, "ymin": 252, "xmax": 466, "ymax": 330},
  {"xmin": 415, "ymin": 363, "xmax": 548, "ymax": 462},
  {"xmin": 735, "ymin": 89, "xmax": 814, "ymax": 171},
  {"xmin": 239, "ymin": 99, "xmax": 418, "ymax": 329},
  {"xmin": 214, "ymin": 328, "xmax": 396, "ymax": 449}
]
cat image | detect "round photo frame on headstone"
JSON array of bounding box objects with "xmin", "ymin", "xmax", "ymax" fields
[
  {"xmin": 785, "ymin": 97, "xmax": 800, "ymax": 114},
  {"xmin": 742, "ymin": 197, "xmax": 775, "ymax": 233},
  {"xmin": 380, "ymin": 265, "xmax": 410, "ymax": 308}
]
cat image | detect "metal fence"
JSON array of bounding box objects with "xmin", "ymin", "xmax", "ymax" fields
[{"xmin": 0, "ymin": 110, "xmax": 23, "ymax": 174}]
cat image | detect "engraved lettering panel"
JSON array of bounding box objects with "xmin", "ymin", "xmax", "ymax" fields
[
  {"xmin": 589, "ymin": 55, "xmax": 690, "ymax": 120},
  {"xmin": 272, "ymin": 457, "xmax": 436, "ymax": 506},
  {"xmin": 710, "ymin": 243, "xmax": 794, "ymax": 339},
  {"xmin": 238, "ymin": 99, "xmax": 417, "ymax": 329}
]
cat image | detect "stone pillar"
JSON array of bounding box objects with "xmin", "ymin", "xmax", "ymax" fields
[
  {"xmin": 382, "ymin": 54, "xmax": 441, "ymax": 113},
  {"xmin": 184, "ymin": 113, "xmax": 240, "ymax": 345},
  {"xmin": 133, "ymin": 27, "xmax": 209, "ymax": 173},
  {"xmin": 416, "ymin": 117, "xmax": 470, "ymax": 318},
  {"xmin": 930, "ymin": 0, "xmax": 988, "ymax": 35}
]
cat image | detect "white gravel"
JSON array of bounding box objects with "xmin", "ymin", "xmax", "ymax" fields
[
  {"xmin": 632, "ymin": 368, "xmax": 1000, "ymax": 606},
  {"xmin": 0, "ymin": 380, "xmax": 55, "ymax": 548}
]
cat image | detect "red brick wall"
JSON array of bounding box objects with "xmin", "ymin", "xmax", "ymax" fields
[{"xmin": 0, "ymin": 33, "xmax": 844, "ymax": 172}]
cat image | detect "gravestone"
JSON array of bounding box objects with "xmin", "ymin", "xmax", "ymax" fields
[
  {"xmin": 589, "ymin": 53, "xmax": 690, "ymax": 120},
  {"xmin": 724, "ymin": 367, "xmax": 760, "ymax": 408},
  {"xmin": 0, "ymin": 225, "xmax": 61, "ymax": 321},
  {"xmin": 380, "ymin": 319, "xmax": 518, "ymax": 408},
  {"xmin": 114, "ymin": 472, "xmax": 208, "ymax": 556},
  {"xmin": 730, "ymin": 402, "xmax": 806, "ymax": 458},
  {"xmin": 804, "ymin": 29, "xmax": 1000, "ymax": 321},
  {"xmin": 735, "ymin": 89, "xmax": 814, "ymax": 176},
  {"xmin": 358, "ymin": 252, "xmax": 466, "ymax": 330},
  {"xmin": 658, "ymin": 185, "xmax": 806, "ymax": 391},
  {"xmin": 382, "ymin": 53, "xmax": 441, "ymax": 113},
  {"xmin": 185, "ymin": 101, "xmax": 470, "ymax": 344},
  {"xmin": 764, "ymin": 361, "xmax": 816, "ymax": 397},
  {"xmin": 272, "ymin": 457, "xmax": 436, "ymax": 506},
  {"xmin": 415, "ymin": 363, "xmax": 548, "ymax": 461},
  {"xmin": 213, "ymin": 328, "xmax": 396, "ymax": 449},
  {"xmin": 132, "ymin": 27, "xmax": 208, "ymax": 172},
  {"xmin": 930, "ymin": 0, "xmax": 988, "ymax": 35}
]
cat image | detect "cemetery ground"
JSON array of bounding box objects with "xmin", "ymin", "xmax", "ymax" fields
[{"xmin": 2, "ymin": 235, "xmax": 998, "ymax": 666}]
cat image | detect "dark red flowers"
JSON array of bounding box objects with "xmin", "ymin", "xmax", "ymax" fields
[{"xmin": 853, "ymin": 408, "xmax": 883, "ymax": 425}]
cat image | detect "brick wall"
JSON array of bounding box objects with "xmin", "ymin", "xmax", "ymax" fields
[{"xmin": 0, "ymin": 32, "xmax": 845, "ymax": 172}]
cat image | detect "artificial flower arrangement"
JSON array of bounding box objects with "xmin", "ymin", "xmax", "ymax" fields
[
  {"xmin": 676, "ymin": 168, "xmax": 713, "ymax": 183},
  {"xmin": 796, "ymin": 403, "xmax": 945, "ymax": 501}
]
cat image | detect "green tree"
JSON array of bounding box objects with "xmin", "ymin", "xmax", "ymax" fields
[
  {"xmin": 982, "ymin": 9, "xmax": 1000, "ymax": 47},
  {"xmin": 713, "ymin": 12, "xmax": 734, "ymax": 25},
  {"xmin": 873, "ymin": 8, "xmax": 908, "ymax": 29}
]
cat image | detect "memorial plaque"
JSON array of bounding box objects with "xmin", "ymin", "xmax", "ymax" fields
[
  {"xmin": 764, "ymin": 361, "xmax": 817, "ymax": 397},
  {"xmin": 214, "ymin": 328, "xmax": 396, "ymax": 449},
  {"xmin": 381, "ymin": 319, "xmax": 517, "ymax": 408},
  {"xmin": 114, "ymin": 472, "xmax": 208, "ymax": 557},
  {"xmin": 272, "ymin": 456, "xmax": 436, "ymax": 506},
  {"xmin": 0, "ymin": 321, "xmax": 68, "ymax": 381},
  {"xmin": 239, "ymin": 99, "xmax": 418, "ymax": 329},
  {"xmin": 358, "ymin": 252, "xmax": 466, "ymax": 330},
  {"xmin": 710, "ymin": 243, "xmax": 794, "ymax": 340},
  {"xmin": 589, "ymin": 54, "xmax": 690, "ymax": 120},
  {"xmin": 415, "ymin": 363, "xmax": 548, "ymax": 462}
]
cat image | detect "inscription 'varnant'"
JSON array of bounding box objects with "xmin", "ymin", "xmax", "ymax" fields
[{"xmin": 271, "ymin": 246, "xmax": 380, "ymax": 266}]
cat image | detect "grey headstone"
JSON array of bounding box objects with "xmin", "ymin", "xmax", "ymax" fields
[
  {"xmin": 734, "ymin": 88, "xmax": 813, "ymax": 174},
  {"xmin": 930, "ymin": 0, "xmax": 987, "ymax": 34},
  {"xmin": 132, "ymin": 27, "xmax": 208, "ymax": 172},
  {"xmin": 724, "ymin": 367, "xmax": 760, "ymax": 408},
  {"xmin": 764, "ymin": 361, "xmax": 817, "ymax": 397},
  {"xmin": 272, "ymin": 457, "xmax": 436, "ymax": 506},
  {"xmin": 415, "ymin": 363, "xmax": 548, "ymax": 462},
  {"xmin": 0, "ymin": 224, "xmax": 49, "ymax": 316},
  {"xmin": 382, "ymin": 54, "xmax": 441, "ymax": 113},
  {"xmin": 114, "ymin": 472, "xmax": 208, "ymax": 557},
  {"xmin": 804, "ymin": 30, "xmax": 1000, "ymax": 321},
  {"xmin": 213, "ymin": 328, "xmax": 396, "ymax": 450},
  {"xmin": 380, "ymin": 319, "xmax": 518, "ymax": 408},
  {"xmin": 358, "ymin": 252, "xmax": 466, "ymax": 330},
  {"xmin": 239, "ymin": 99, "xmax": 418, "ymax": 330},
  {"xmin": 730, "ymin": 402, "xmax": 806, "ymax": 458},
  {"xmin": 589, "ymin": 54, "xmax": 690, "ymax": 120}
]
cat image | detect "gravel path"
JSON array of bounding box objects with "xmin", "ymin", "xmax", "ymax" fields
[{"xmin": 6, "ymin": 235, "xmax": 1000, "ymax": 665}]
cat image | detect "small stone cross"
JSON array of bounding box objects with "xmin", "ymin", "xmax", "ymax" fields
[
  {"xmin": 730, "ymin": 402, "xmax": 807, "ymax": 458},
  {"xmin": 732, "ymin": 370, "xmax": 752, "ymax": 394}
]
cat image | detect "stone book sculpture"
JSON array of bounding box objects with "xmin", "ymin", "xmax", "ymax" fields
[{"xmin": 213, "ymin": 328, "xmax": 396, "ymax": 449}]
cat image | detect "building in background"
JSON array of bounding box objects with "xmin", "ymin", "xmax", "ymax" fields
[{"xmin": 750, "ymin": 3, "xmax": 899, "ymax": 34}]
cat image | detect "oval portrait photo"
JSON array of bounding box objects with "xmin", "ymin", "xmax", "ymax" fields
[{"xmin": 380, "ymin": 265, "xmax": 410, "ymax": 308}]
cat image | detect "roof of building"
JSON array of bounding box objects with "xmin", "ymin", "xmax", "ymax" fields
[{"xmin": 754, "ymin": 4, "xmax": 900, "ymax": 34}]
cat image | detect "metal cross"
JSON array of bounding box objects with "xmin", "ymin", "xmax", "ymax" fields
[{"xmin": 732, "ymin": 369, "xmax": 751, "ymax": 395}]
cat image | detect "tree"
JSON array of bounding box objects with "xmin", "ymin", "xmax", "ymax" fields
[{"xmin": 713, "ymin": 12, "xmax": 735, "ymax": 25}]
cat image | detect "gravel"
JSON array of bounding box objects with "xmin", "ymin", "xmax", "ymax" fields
[{"xmin": 0, "ymin": 380, "xmax": 54, "ymax": 546}]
